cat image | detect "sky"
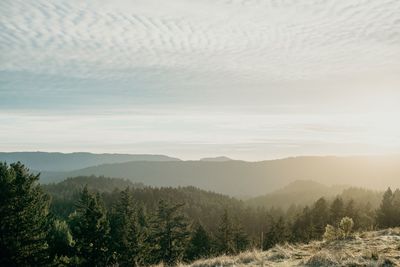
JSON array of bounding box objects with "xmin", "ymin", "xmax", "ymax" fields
[{"xmin": 0, "ymin": 0, "xmax": 400, "ymax": 160}]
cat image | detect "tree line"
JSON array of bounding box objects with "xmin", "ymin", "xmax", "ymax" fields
[{"xmin": 1, "ymin": 162, "xmax": 399, "ymax": 266}]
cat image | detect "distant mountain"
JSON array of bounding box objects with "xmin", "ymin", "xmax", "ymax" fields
[
  {"xmin": 0, "ymin": 152, "xmax": 181, "ymax": 172},
  {"xmin": 39, "ymin": 155, "xmax": 400, "ymax": 196},
  {"xmin": 200, "ymin": 156, "xmax": 234, "ymax": 162},
  {"xmin": 245, "ymin": 180, "xmax": 348, "ymax": 209}
]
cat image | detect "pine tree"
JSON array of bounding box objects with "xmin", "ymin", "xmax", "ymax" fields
[
  {"xmin": 377, "ymin": 188, "xmax": 394, "ymax": 228},
  {"xmin": 0, "ymin": 162, "xmax": 50, "ymax": 266},
  {"xmin": 330, "ymin": 197, "xmax": 345, "ymax": 226},
  {"xmin": 232, "ymin": 222, "xmax": 249, "ymax": 253},
  {"xmin": 148, "ymin": 200, "xmax": 190, "ymax": 266},
  {"xmin": 291, "ymin": 206, "xmax": 314, "ymax": 243},
  {"xmin": 185, "ymin": 223, "xmax": 211, "ymax": 261},
  {"xmin": 135, "ymin": 204, "xmax": 151, "ymax": 266},
  {"xmin": 109, "ymin": 188, "xmax": 138, "ymax": 267},
  {"xmin": 46, "ymin": 219, "xmax": 76, "ymax": 265},
  {"xmin": 344, "ymin": 199, "xmax": 359, "ymax": 228},
  {"xmin": 216, "ymin": 209, "xmax": 235, "ymax": 255},
  {"xmin": 69, "ymin": 186, "xmax": 111, "ymax": 266},
  {"xmin": 311, "ymin": 198, "xmax": 329, "ymax": 238},
  {"xmin": 391, "ymin": 189, "xmax": 400, "ymax": 226},
  {"xmin": 358, "ymin": 202, "xmax": 375, "ymax": 230},
  {"xmin": 263, "ymin": 216, "xmax": 286, "ymax": 249}
]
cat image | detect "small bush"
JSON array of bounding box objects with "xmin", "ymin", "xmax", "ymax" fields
[
  {"xmin": 323, "ymin": 224, "xmax": 338, "ymax": 242},
  {"xmin": 323, "ymin": 217, "xmax": 354, "ymax": 241},
  {"xmin": 340, "ymin": 217, "xmax": 354, "ymax": 239}
]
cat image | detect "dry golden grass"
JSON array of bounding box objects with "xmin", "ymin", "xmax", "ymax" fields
[{"xmin": 182, "ymin": 228, "xmax": 400, "ymax": 267}]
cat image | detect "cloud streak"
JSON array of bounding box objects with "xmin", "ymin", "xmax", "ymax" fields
[
  {"xmin": 1, "ymin": 0, "xmax": 400, "ymax": 80},
  {"xmin": 1, "ymin": 0, "xmax": 400, "ymax": 158}
]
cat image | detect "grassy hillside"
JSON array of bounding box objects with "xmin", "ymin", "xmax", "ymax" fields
[
  {"xmin": 186, "ymin": 228, "xmax": 400, "ymax": 266},
  {"xmin": 40, "ymin": 155, "xmax": 400, "ymax": 196}
]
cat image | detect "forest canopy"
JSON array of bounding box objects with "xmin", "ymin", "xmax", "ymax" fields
[{"xmin": 1, "ymin": 162, "xmax": 399, "ymax": 266}]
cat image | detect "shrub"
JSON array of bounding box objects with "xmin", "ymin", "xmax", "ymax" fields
[
  {"xmin": 339, "ymin": 217, "xmax": 354, "ymax": 239},
  {"xmin": 323, "ymin": 217, "xmax": 354, "ymax": 241},
  {"xmin": 323, "ymin": 224, "xmax": 338, "ymax": 242}
]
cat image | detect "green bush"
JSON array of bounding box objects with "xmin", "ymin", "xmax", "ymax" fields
[
  {"xmin": 323, "ymin": 225, "xmax": 337, "ymax": 242},
  {"xmin": 339, "ymin": 217, "xmax": 354, "ymax": 239},
  {"xmin": 323, "ymin": 217, "xmax": 354, "ymax": 241}
]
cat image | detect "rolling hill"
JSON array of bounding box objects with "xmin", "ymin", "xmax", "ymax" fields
[
  {"xmin": 39, "ymin": 155, "xmax": 400, "ymax": 196},
  {"xmin": 245, "ymin": 180, "xmax": 348, "ymax": 209},
  {"xmin": 0, "ymin": 152, "xmax": 180, "ymax": 172}
]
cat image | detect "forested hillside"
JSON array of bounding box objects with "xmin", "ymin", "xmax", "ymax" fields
[
  {"xmin": 246, "ymin": 180, "xmax": 347, "ymax": 209},
  {"xmin": 44, "ymin": 176, "xmax": 244, "ymax": 233},
  {"xmin": 2, "ymin": 162, "xmax": 400, "ymax": 266},
  {"xmin": 246, "ymin": 180, "xmax": 382, "ymax": 210},
  {"xmin": 40, "ymin": 155, "xmax": 400, "ymax": 196}
]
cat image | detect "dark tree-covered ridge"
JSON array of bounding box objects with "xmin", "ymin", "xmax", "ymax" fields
[{"xmin": 1, "ymin": 163, "xmax": 400, "ymax": 266}]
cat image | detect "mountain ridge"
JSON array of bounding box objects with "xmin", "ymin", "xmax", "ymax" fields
[
  {"xmin": 38, "ymin": 155, "xmax": 400, "ymax": 196},
  {"xmin": 200, "ymin": 156, "xmax": 234, "ymax": 162},
  {"xmin": 245, "ymin": 180, "xmax": 349, "ymax": 209},
  {"xmin": 0, "ymin": 151, "xmax": 181, "ymax": 172}
]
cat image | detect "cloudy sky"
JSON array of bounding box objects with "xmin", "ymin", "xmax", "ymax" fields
[{"xmin": 1, "ymin": 0, "xmax": 400, "ymax": 160}]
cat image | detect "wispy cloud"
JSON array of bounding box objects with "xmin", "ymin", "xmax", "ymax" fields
[
  {"xmin": 1, "ymin": 0, "xmax": 400, "ymax": 158},
  {"xmin": 1, "ymin": 0, "xmax": 400, "ymax": 80}
]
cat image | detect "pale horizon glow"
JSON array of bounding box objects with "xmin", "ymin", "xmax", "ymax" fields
[{"xmin": 1, "ymin": 0, "xmax": 400, "ymax": 160}]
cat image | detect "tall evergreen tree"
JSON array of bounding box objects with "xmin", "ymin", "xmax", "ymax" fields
[
  {"xmin": 263, "ymin": 216, "xmax": 286, "ymax": 249},
  {"xmin": 0, "ymin": 162, "xmax": 50, "ymax": 266},
  {"xmin": 46, "ymin": 219, "xmax": 75, "ymax": 264},
  {"xmin": 148, "ymin": 200, "xmax": 190, "ymax": 266},
  {"xmin": 344, "ymin": 199, "xmax": 360, "ymax": 228},
  {"xmin": 311, "ymin": 198, "xmax": 329, "ymax": 238},
  {"xmin": 377, "ymin": 188, "xmax": 394, "ymax": 228},
  {"xmin": 185, "ymin": 223, "xmax": 212, "ymax": 261},
  {"xmin": 216, "ymin": 209, "xmax": 235, "ymax": 255},
  {"xmin": 232, "ymin": 222, "xmax": 249, "ymax": 253},
  {"xmin": 358, "ymin": 202, "xmax": 375, "ymax": 230},
  {"xmin": 135, "ymin": 204, "xmax": 150, "ymax": 266},
  {"xmin": 69, "ymin": 187, "xmax": 111, "ymax": 266},
  {"xmin": 391, "ymin": 189, "xmax": 400, "ymax": 226},
  {"xmin": 109, "ymin": 188, "xmax": 138, "ymax": 267},
  {"xmin": 291, "ymin": 206, "xmax": 314, "ymax": 243},
  {"xmin": 330, "ymin": 197, "xmax": 345, "ymax": 226}
]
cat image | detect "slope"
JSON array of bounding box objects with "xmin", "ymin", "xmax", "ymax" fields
[
  {"xmin": 246, "ymin": 180, "xmax": 347, "ymax": 209},
  {"xmin": 0, "ymin": 151, "xmax": 180, "ymax": 172},
  {"xmin": 187, "ymin": 228, "xmax": 400, "ymax": 266},
  {"xmin": 40, "ymin": 155, "xmax": 400, "ymax": 196}
]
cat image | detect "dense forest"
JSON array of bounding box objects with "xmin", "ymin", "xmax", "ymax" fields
[{"xmin": 1, "ymin": 162, "xmax": 400, "ymax": 266}]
